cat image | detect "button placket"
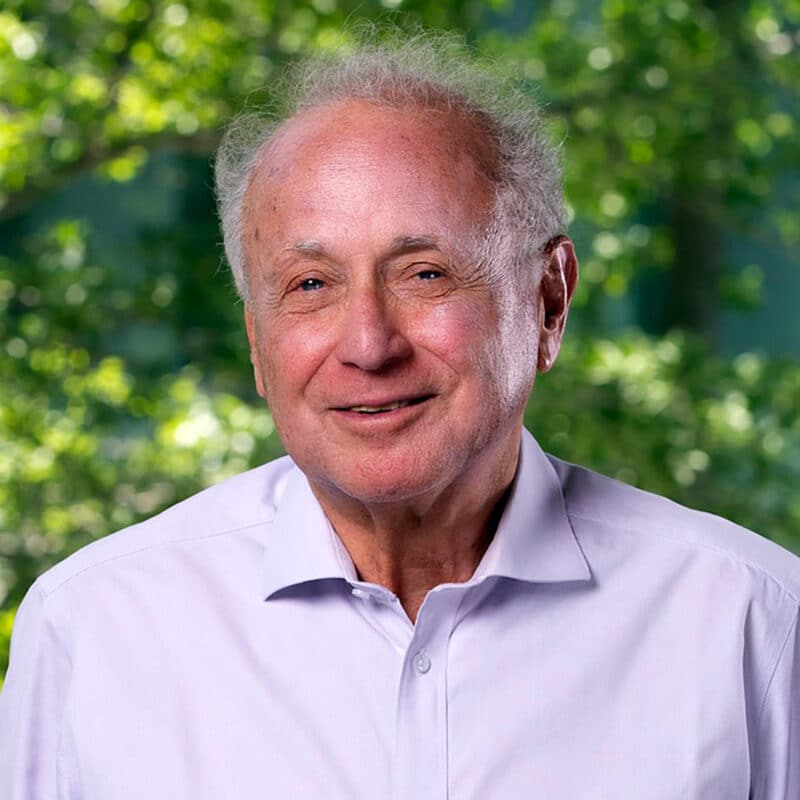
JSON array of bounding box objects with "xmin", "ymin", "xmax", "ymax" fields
[{"xmin": 392, "ymin": 587, "xmax": 464, "ymax": 800}]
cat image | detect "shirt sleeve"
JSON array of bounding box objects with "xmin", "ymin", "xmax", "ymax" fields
[
  {"xmin": 0, "ymin": 580, "xmax": 73, "ymax": 799},
  {"xmin": 751, "ymin": 606, "xmax": 800, "ymax": 799}
]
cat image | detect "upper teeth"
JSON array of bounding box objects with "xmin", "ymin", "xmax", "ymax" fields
[{"xmin": 350, "ymin": 400, "xmax": 411, "ymax": 413}]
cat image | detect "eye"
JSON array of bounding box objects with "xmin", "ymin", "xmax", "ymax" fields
[
  {"xmin": 396, "ymin": 262, "xmax": 453, "ymax": 299},
  {"xmin": 298, "ymin": 277, "xmax": 325, "ymax": 291}
]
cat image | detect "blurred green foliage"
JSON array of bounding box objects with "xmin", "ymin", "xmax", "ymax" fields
[{"xmin": 1, "ymin": 0, "xmax": 799, "ymax": 681}]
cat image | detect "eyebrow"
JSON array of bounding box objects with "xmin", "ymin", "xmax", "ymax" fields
[
  {"xmin": 388, "ymin": 234, "xmax": 444, "ymax": 255},
  {"xmin": 285, "ymin": 240, "xmax": 327, "ymax": 259}
]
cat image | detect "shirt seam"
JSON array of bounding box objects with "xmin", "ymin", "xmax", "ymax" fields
[
  {"xmin": 37, "ymin": 516, "xmax": 273, "ymax": 599},
  {"xmin": 57, "ymin": 578, "xmax": 81, "ymax": 800},
  {"xmin": 750, "ymin": 605, "xmax": 799, "ymax": 800},
  {"xmin": 30, "ymin": 580, "xmax": 78, "ymax": 798},
  {"xmin": 566, "ymin": 509, "xmax": 800, "ymax": 605}
]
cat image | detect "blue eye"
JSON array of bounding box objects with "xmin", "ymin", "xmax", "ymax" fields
[
  {"xmin": 417, "ymin": 269, "xmax": 443, "ymax": 280},
  {"xmin": 299, "ymin": 278, "xmax": 325, "ymax": 291}
]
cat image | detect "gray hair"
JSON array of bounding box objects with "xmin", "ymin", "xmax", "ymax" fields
[{"xmin": 214, "ymin": 30, "xmax": 566, "ymax": 302}]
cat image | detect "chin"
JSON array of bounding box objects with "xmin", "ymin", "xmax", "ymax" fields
[
  {"xmin": 323, "ymin": 468, "xmax": 443, "ymax": 506},
  {"xmin": 290, "ymin": 429, "xmax": 506, "ymax": 507}
]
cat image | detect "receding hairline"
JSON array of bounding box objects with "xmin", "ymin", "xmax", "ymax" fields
[
  {"xmin": 214, "ymin": 31, "xmax": 567, "ymax": 301},
  {"xmin": 246, "ymin": 94, "xmax": 500, "ymax": 197},
  {"xmin": 240, "ymin": 97, "xmax": 501, "ymax": 273}
]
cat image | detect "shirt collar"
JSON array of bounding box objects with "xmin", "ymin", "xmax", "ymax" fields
[
  {"xmin": 263, "ymin": 427, "xmax": 591, "ymax": 600},
  {"xmin": 471, "ymin": 428, "xmax": 592, "ymax": 584},
  {"xmin": 263, "ymin": 468, "xmax": 356, "ymax": 599}
]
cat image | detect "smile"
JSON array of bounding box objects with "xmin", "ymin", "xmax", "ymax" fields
[{"xmin": 339, "ymin": 396, "xmax": 433, "ymax": 415}]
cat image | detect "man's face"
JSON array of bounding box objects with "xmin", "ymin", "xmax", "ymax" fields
[{"xmin": 243, "ymin": 100, "xmax": 545, "ymax": 504}]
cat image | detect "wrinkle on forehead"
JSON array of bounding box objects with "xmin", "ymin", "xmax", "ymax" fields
[
  {"xmin": 244, "ymin": 98, "xmax": 496, "ymax": 225},
  {"xmin": 240, "ymin": 98, "xmax": 505, "ymax": 307}
]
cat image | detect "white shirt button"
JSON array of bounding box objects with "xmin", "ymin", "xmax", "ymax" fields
[{"xmin": 413, "ymin": 650, "xmax": 431, "ymax": 674}]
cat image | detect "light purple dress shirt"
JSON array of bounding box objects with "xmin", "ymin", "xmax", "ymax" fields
[{"xmin": 1, "ymin": 429, "xmax": 798, "ymax": 798}]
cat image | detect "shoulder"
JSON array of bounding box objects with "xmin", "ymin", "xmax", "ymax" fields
[
  {"xmin": 547, "ymin": 454, "xmax": 800, "ymax": 603},
  {"xmin": 34, "ymin": 454, "xmax": 296, "ymax": 599}
]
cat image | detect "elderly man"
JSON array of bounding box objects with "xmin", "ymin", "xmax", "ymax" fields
[{"xmin": 1, "ymin": 36, "xmax": 799, "ymax": 799}]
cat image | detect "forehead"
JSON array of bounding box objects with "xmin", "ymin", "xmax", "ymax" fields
[{"xmin": 244, "ymin": 99, "xmax": 495, "ymax": 255}]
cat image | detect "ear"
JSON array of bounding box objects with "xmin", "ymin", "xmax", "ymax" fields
[
  {"xmin": 537, "ymin": 235, "xmax": 578, "ymax": 373},
  {"xmin": 244, "ymin": 305, "xmax": 268, "ymax": 400}
]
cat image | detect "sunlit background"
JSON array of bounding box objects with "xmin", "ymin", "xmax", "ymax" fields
[{"xmin": 1, "ymin": 0, "xmax": 799, "ymax": 680}]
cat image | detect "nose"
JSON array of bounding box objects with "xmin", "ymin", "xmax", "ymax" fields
[{"xmin": 334, "ymin": 287, "xmax": 412, "ymax": 371}]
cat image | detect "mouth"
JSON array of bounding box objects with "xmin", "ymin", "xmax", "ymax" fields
[{"xmin": 337, "ymin": 395, "xmax": 434, "ymax": 415}]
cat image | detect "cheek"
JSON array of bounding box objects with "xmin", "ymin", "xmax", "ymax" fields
[
  {"xmin": 258, "ymin": 316, "xmax": 334, "ymax": 402},
  {"xmin": 415, "ymin": 301, "xmax": 486, "ymax": 362},
  {"xmin": 458, "ymin": 291, "xmax": 539, "ymax": 408},
  {"xmin": 495, "ymin": 300, "xmax": 540, "ymax": 405},
  {"xmin": 416, "ymin": 299, "xmax": 504, "ymax": 387}
]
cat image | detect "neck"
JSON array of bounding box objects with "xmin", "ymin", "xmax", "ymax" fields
[{"xmin": 309, "ymin": 430, "xmax": 521, "ymax": 623}]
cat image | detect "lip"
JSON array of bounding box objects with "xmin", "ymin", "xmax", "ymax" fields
[
  {"xmin": 330, "ymin": 393, "xmax": 435, "ymax": 413},
  {"xmin": 329, "ymin": 394, "xmax": 436, "ymax": 428}
]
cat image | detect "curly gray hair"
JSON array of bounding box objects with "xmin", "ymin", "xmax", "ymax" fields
[{"xmin": 214, "ymin": 31, "xmax": 566, "ymax": 302}]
